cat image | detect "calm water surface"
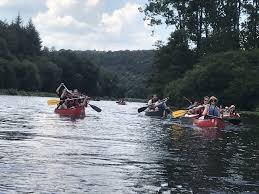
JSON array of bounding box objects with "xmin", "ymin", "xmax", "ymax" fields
[{"xmin": 0, "ymin": 95, "xmax": 258, "ymax": 193}]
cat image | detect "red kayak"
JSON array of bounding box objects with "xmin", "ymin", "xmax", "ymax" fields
[
  {"xmin": 54, "ymin": 106, "xmax": 85, "ymax": 117},
  {"xmin": 193, "ymin": 117, "xmax": 225, "ymax": 129}
]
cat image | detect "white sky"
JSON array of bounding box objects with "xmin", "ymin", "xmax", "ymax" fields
[{"xmin": 0, "ymin": 0, "xmax": 172, "ymax": 51}]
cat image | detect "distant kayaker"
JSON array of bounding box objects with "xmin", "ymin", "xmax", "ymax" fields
[{"xmin": 202, "ymin": 96, "xmax": 220, "ymax": 117}]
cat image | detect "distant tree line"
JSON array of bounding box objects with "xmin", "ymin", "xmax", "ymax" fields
[
  {"xmin": 80, "ymin": 50, "xmax": 154, "ymax": 98},
  {"xmin": 142, "ymin": 0, "xmax": 259, "ymax": 110},
  {"xmin": 0, "ymin": 15, "xmax": 129, "ymax": 97}
]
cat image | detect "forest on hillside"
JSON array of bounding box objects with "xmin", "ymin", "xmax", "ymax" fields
[
  {"xmin": 80, "ymin": 50, "xmax": 154, "ymax": 98},
  {"xmin": 0, "ymin": 15, "xmax": 153, "ymax": 98},
  {"xmin": 1, "ymin": 0, "xmax": 259, "ymax": 110},
  {"xmin": 141, "ymin": 0, "xmax": 259, "ymax": 110}
]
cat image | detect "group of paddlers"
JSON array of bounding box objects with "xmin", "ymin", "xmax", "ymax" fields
[
  {"xmin": 55, "ymin": 83, "xmax": 90, "ymax": 109},
  {"xmin": 147, "ymin": 94, "xmax": 239, "ymax": 118},
  {"xmin": 185, "ymin": 96, "xmax": 239, "ymax": 118}
]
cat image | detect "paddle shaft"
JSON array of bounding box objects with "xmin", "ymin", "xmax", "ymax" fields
[{"xmin": 183, "ymin": 96, "xmax": 192, "ymax": 104}]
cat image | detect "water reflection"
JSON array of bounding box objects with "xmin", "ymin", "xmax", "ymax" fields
[
  {"xmin": 0, "ymin": 96, "xmax": 258, "ymax": 193},
  {"xmin": 158, "ymin": 118, "xmax": 259, "ymax": 193},
  {"xmin": 0, "ymin": 131, "xmax": 36, "ymax": 141}
]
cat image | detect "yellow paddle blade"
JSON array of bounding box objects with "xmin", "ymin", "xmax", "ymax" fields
[
  {"xmin": 172, "ymin": 110, "xmax": 187, "ymax": 118},
  {"xmin": 47, "ymin": 99, "xmax": 60, "ymax": 105}
]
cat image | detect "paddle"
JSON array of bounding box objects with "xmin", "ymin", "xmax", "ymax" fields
[
  {"xmin": 47, "ymin": 98, "xmax": 60, "ymax": 105},
  {"xmin": 206, "ymin": 114, "xmax": 241, "ymax": 125},
  {"xmin": 138, "ymin": 106, "xmax": 149, "ymax": 113},
  {"xmin": 171, "ymin": 96, "xmax": 198, "ymax": 118},
  {"xmin": 183, "ymin": 96, "xmax": 192, "ymax": 104},
  {"xmin": 88, "ymin": 104, "xmax": 102, "ymax": 112},
  {"xmin": 47, "ymin": 97, "xmax": 84, "ymax": 105},
  {"xmin": 172, "ymin": 110, "xmax": 188, "ymax": 118}
]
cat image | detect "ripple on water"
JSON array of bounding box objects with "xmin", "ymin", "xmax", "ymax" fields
[{"xmin": 0, "ymin": 96, "xmax": 258, "ymax": 193}]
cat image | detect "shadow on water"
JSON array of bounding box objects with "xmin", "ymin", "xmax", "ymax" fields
[
  {"xmin": 0, "ymin": 131, "xmax": 36, "ymax": 141},
  {"xmin": 0, "ymin": 115, "xmax": 36, "ymax": 140}
]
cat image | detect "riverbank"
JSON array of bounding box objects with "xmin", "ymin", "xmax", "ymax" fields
[
  {"xmin": 0, "ymin": 89, "xmax": 56, "ymax": 97},
  {"xmin": 0, "ymin": 89, "xmax": 146, "ymax": 103},
  {"xmin": 240, "ymin": 111, "xmax": 259, "ymax": 117}
]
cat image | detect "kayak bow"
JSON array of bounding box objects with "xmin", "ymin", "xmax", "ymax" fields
[
  {"xmin": 54, "ymin": 106, "xmax": 85, "ymax": 117},
  {"xmin": 193, "ymin": 117, "xmax": 225, "ymax": 129}
]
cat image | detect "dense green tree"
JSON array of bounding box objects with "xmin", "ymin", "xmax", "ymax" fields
[
  {"xmin": 24, "ymin": 19, "xmax": 42, "ymax": 56},
  {"xmin": 36, "ymin": 57, "xmax": 62, "ymax": 92},
  {"xmin": 142, "ymin": 0, "xmax": 259, "ymax": 109},
  {"xmin": 0, "ymin": 58, "xmax": 17, "ymax": 88},
  {"xmin": 0, "ymin": 15, "xmax": 151, "ymax": 98},
  {"xmin": 142, "ymin": 0, "xmax": 246, "ymax": 53},
  {"xmin": 0, "ymin": 37, "xmax": 10, "ymax": 58},
  {"xmin": 151, "ymin": 29, "xmax": 197, "ymax": 94},
  {"xmin": 165, "ymin": 50, "xmax": 259, "ymax": 110},
  {"xmin": 82, "ymin": 50, "xmax": 154, "ymax": 98},
  {"xmin": 16, "ymin": 59, "xmax": 40, "ymax": 90},
  {"xmin": 241, "ymin": 0, "xmax": 259, "ymax": 49}
]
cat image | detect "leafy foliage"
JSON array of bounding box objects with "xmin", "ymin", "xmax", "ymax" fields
[
  {"xmin": 80, "ymin": 50, "xmax": 154, "ymax": 98},
  {"xmin": 142, "ymin": 0, "xmax": 259, "ymax": 110},
  {"xmin": 0, "ymin": 15, "xmax": 140, "ymax": 97},
  {"xmin": 165, "ymin": 50, "xmax": 259, "ymax": 110}
]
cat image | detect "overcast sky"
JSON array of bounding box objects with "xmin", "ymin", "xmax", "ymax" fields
[{"xmin": 0, "ymin": 0, "xmax": 172, "ymax": 51}]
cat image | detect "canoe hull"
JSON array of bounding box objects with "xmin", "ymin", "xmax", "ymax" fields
[
  {"xmin": 223, "ymin": 115, "xmax": 241, "ymax": 125},
  {"xmin": 145, "ymin": 110, "xmax": 166, "ymax": 117},
  {"xmin": 180, "ymin": 114, "xmax": 199, "ymax": 124},
  {"xmin": 54, "ymin": 107, "xmax": 85, "ymax": 117},
  {"xmin": 193, "ymin": 118, "xmax": 225, "ymax": 129}
]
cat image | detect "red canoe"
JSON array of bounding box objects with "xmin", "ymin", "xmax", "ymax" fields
[
  {"xmin": 54, "ymin": 106, "xmax": 85, "ymax": 117},
  {"xmin": 193, "ymin": 117, "xmax": 225, "ymax": 129}
]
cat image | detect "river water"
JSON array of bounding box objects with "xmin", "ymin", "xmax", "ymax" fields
[{"xmin": 0, "ymin": 95, "xmax": 258, "ymax": 193}]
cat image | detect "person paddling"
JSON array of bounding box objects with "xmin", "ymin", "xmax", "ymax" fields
[
  {"xmin": 187, "ymin": 96, "xmax": 209, "ymax": 115},
  {"xmin": 147, "ymin": 94, "xmax": 159, "ymax": 111},
  {"xmin": 154, "ymin": 97, "xmax": 171, "ymax": 114},
  {"xmin": 56, "ymin": 83, "xmax": 68, "ymax": 109},
  {"xmin": 202, "ymin": 96, "xmax": 220, "ymax": 118}
]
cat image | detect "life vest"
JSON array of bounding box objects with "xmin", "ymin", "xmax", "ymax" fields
[{"xmin": 208, "ymin": 105, "xmax": 219, "ymax": 116}]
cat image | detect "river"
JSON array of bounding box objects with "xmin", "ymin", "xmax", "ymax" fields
[{"xmin": 0, "ymin": 95, "xmax": 258, "ymax": 193}]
